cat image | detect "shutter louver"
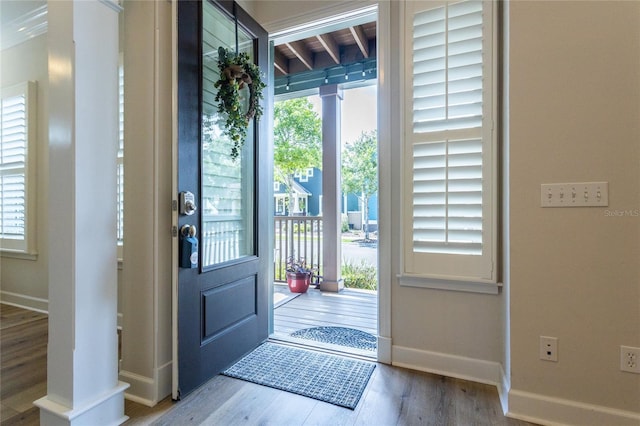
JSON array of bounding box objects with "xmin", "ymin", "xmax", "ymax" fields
[
  {"xmin": 411, "ymin": 1, "xmax": 484, "ymax": 257},
  {"xmin": 0, "ymin": 93, "xmax": 27, "ymax": 241}
]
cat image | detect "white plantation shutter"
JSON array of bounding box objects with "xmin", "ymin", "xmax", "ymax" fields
[
  {"xmin": 1, "ymin": 81, "xmax": 36, "ymax": 253},
  {"xmin": 404, "ymin": 0, "xmax": 496, "ymax": 282}
]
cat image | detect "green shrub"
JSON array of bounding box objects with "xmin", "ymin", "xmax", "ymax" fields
[
  {"xmin": 342, "ymin": 260, "xmax": 377, "ymax": 290},
  {"xmin": 341, "ymin": 214, "xmax": 349, "ymax": 233},
  {"xmin": 292, "ymin": 223, "xmax": 311, "ymax": 233}
]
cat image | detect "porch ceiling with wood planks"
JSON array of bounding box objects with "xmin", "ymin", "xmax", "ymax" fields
[{"xmin": 273, "ymin": 21, "xmax": 377, "ymax": 95}]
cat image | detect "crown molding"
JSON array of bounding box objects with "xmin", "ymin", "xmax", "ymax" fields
[{"xmin": 1, "ymin": 3, "xmax": 48, "ymax": 51}]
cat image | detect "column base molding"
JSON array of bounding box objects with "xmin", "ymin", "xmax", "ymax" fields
[
  {"xmin": 34, "ymin": 381, "xmax": 129, "ymax": 426},
  {"xmin": 320, "ymin": 278, "xmax": 344, "ymax": 292}
]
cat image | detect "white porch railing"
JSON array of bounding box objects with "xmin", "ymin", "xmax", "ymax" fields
[{"xmin": 274, "ymin": 216, "xmax": 323, "ymax": 282}]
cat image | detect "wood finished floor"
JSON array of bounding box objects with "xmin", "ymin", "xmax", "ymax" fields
[
  {"xmin": 139, "ymin": 363, "xmax": 536, "ymax": 426},
  {"xmin": 272, "ymin": 285, "xmax": 378, "ymax": 358},
  {"xmin": 1, "ymin": 303, "xmax": 537, "ymax": 426},
  {"xmin": 273, "ymin": 284, "xmax": 377, "ymax": 336},
  {"xmin": 0, "ymin": 304, "xmax": 47, "ymax": 426}
]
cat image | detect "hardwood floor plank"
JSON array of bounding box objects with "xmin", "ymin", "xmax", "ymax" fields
[
  {"xmin": 1, "ymin": 403, "xmax": 20, "ymax": 423},
  {"xmin": 1, "ymin": 382, "xmax": 46, "ymax": 414},
  {"xmin": 0, "ymin": 305, "xmax": 46, "ymax": 331},
  {"xmin": 198, "ymin": 379, "xmax": 281, "ymax": 425},
  {"xmin": 0, "ymin": 406, "xmax": 40, "ymax": 426},
  {"xmin": 302, "ymin": 400, "xmax": 358, "ymax": 426},
  {"xmin": 149, "ymin": 375, "xmax": 245, "ymax": 425},
  {"xmin": 253, "ymin": 389, "xmax": 318, "ymax": 426},
  {"xmin": 123, "ymin": 397, "xmax": 173, "ymax": 426},
  {"xmin": 352, "ymin": 364, "xmax": 410, "ymax": 425}
]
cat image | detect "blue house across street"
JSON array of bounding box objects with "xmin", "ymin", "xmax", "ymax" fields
[{"xmin": 274, "ymin": 168, "xmax": 377, "ymax": 231}]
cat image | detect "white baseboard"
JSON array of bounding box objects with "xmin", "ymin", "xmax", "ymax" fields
[
  {"xmin": 0, "ymin": 291, "xmax": 48, "ymax": 313},
  {"xmin": 1, "ymin": 291, "xmax": 125, "ymax": 330},
  {"xmin": 391, "ymin": 345, "xmax": 503, "ymax": 387},
  {"xmin": 119, "ymin": 361, "xmax": 172, "ymax": 407},
  {"xmin": 497, "ymin": 365, "xmax": 510, "ymax": 414},
  {"xmin": 508, "ymin": 389, "xmax": 640, "ymax": 426}
]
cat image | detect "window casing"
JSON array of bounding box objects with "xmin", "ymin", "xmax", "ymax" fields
[
  {"xmin": 403, "ymin": 0, "xmax": 497, "ymax": 284},
  {"xmin": 117, "ymin": 63, "xmax": 124, "ymax": 254},
  {"xmin": 0, "ymin": 81, "xmax": 37, "ymax": 254}
]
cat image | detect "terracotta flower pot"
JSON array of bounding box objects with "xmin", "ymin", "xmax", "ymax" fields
[{"xmin": 286, "ymin": 271, "xmax": 311, "ymax": 293}]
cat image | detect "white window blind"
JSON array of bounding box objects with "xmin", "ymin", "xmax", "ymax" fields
[
  {"xmin": 1, "ymin": 81, "xmax": 36, "ymax": 254},
  {"xmin": 404, "ymin": 0, "xmax": 496, "ymax": 282},
  {"xmin": 117, "ymin": 64, "xmax": 124, "ymax": 247}
]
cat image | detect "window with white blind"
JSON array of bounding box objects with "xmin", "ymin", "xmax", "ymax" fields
[
  {"xmin": 403, "ymin": 0, "xmax": 496, "ymax": 285},
  {"xmin": 0, "ymin": 81, "xmax": 37, "ymax": 254},
  {"xmin": 117, "ymin": 63, "xmax": 124, "ymax": 251}
]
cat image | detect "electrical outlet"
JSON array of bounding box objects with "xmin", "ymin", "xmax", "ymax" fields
[
  {"xmin": 540, "ymin": 336, "xmax": 558, "ymax": 362},
  {"xmin": 620, "ymin": 346, "xmax": 640, "ymax": 373}
]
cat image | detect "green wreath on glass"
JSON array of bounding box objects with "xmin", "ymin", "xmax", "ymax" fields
[{"xmin": 214, "ymin": 47, "xmax": 266, "ymax": 160}]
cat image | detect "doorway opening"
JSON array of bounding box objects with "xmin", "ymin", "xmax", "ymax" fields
[{"xmin": 268, "ymin": 8, "xmax": 379, "ymax": 360}]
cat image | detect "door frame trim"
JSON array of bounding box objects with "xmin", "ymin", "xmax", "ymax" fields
[{"xmin": 266, "ymin": 2, "xmax": 390, "ymax": 364}]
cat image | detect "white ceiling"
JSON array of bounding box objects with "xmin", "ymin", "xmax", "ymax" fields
[{"xmin": 1, "ymin": 1, "xmax": 47, "ymax": 51}]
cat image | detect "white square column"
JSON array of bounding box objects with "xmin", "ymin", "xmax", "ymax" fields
[
  {"xmin": 34, "ymin": 1, "xmax": 129, "ymax": 424},
  {"xmin": 319, "ymin": 85, "xmax": 344, "ymax": 292}
]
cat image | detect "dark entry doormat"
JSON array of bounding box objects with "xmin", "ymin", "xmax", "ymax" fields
[
  {"xmin": 222, "ymin": 342, "xmax": 375, "ymax": 409},
  {"xmin": 290, "ymin": 326, "xmax": 377, "ymax": 352}
]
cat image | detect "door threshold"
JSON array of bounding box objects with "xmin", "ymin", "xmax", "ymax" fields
[{"xmin": 268, "ymin": 333, "xmax": 377, "ymax": 362}]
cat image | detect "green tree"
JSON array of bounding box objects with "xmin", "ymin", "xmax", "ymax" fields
[
  {"xmin": 342, "ymin": 130, "xmax": 378, "ymax": 240},
  {"xmin": 273, "ymin": 98, "xmax": 322, "ymax": 215}
]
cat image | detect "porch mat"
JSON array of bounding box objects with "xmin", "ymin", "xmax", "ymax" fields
[
  {"xmin": 291, "ymin": 326, "xmax": 377, "ymax": 352},
  {"xmin": 222, "ymin": 342, "xmax": 375, "ymax": 409}
]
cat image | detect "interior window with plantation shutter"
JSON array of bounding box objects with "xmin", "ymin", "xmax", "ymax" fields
[
  {"xmin": 1, "ymin": 81, "xmax": 36, "ymax": 254},
  {"xmin": 403, "ymin": 0, "xmax": 496, "ymax": 284}
]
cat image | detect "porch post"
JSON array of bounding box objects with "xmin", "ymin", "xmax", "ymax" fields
[
  {"xmin": 34, "ymin": 1, "xmax": 128, "ymax": 424},
  {"xmin": 319, "ymin": 84, "xmax": 344, "ymax": 292}
]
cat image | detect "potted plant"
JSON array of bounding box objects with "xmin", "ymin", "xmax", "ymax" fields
[{"xmin": 286, "ymin": 256, "xmax": 314, "ymax": 293}]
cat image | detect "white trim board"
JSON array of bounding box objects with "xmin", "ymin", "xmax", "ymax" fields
[
  {"xmin": 507, "ymin": 389, "xmax": 640, "ymax": 426},
  {"xmin": 0, "ymin": 291, "xmax": 48, "ymax": 313},
  {"xmin": 392, "ymin": 345, "xmax": 504, "ymax": 388},
  {"xmin": 119, "ymin": 361, "xmax": 172, "ymax": 407}
]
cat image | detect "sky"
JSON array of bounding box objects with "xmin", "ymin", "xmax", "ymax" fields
[{"xmin": 308, "ymin": 84, "xmax": 377, "ymax": 147}]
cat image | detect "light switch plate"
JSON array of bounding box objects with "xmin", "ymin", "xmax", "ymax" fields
[{"xmin": 541, "ymin": 182, "xmax": 608, "ymax": 208}]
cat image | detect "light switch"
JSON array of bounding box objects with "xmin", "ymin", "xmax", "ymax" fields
[{"xmin": 541, "ymin": 182, "xmax": 608, "ymax": 207}]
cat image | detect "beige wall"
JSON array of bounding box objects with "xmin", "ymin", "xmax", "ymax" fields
[
  {"xmin": 0, "ymin": 35, "xmax": 49, "ymax": 310},
  {"xmin": 509, "ymin": 0, "xmax": 640, "ymax": 414}
]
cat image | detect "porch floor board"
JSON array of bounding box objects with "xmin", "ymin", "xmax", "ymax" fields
[{"xmin": 272, "ymin": 284, "xmax": 378, "ymax": 356}]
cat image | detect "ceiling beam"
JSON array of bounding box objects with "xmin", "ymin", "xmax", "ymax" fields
[
  {"xmin": 349, "ymin": 25, "xmax": 369, "ymax": 58},
  {"xmin": 285, "ymin": 40, "xmax": 314, "ymax": 71},
  {"xmin": 274, "ymin": 49, "xmax": 289, "ymax": 75},
  {"xmin": 315, "ymin": 34, "xmax": 340, "ymax": 65}
]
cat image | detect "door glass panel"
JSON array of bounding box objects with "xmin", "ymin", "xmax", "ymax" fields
[{"xmin": 202, "ymin": 2, "xmax": 255, "ymax": 267}]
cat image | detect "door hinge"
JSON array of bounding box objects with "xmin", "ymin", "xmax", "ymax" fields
[
  {"xmin": 172, "ymin": 226, "xmax": 178, "ymax": 237},
  {"xmin": 172, "ymin": 200, "xmax": 178, "ymax": 211}
]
